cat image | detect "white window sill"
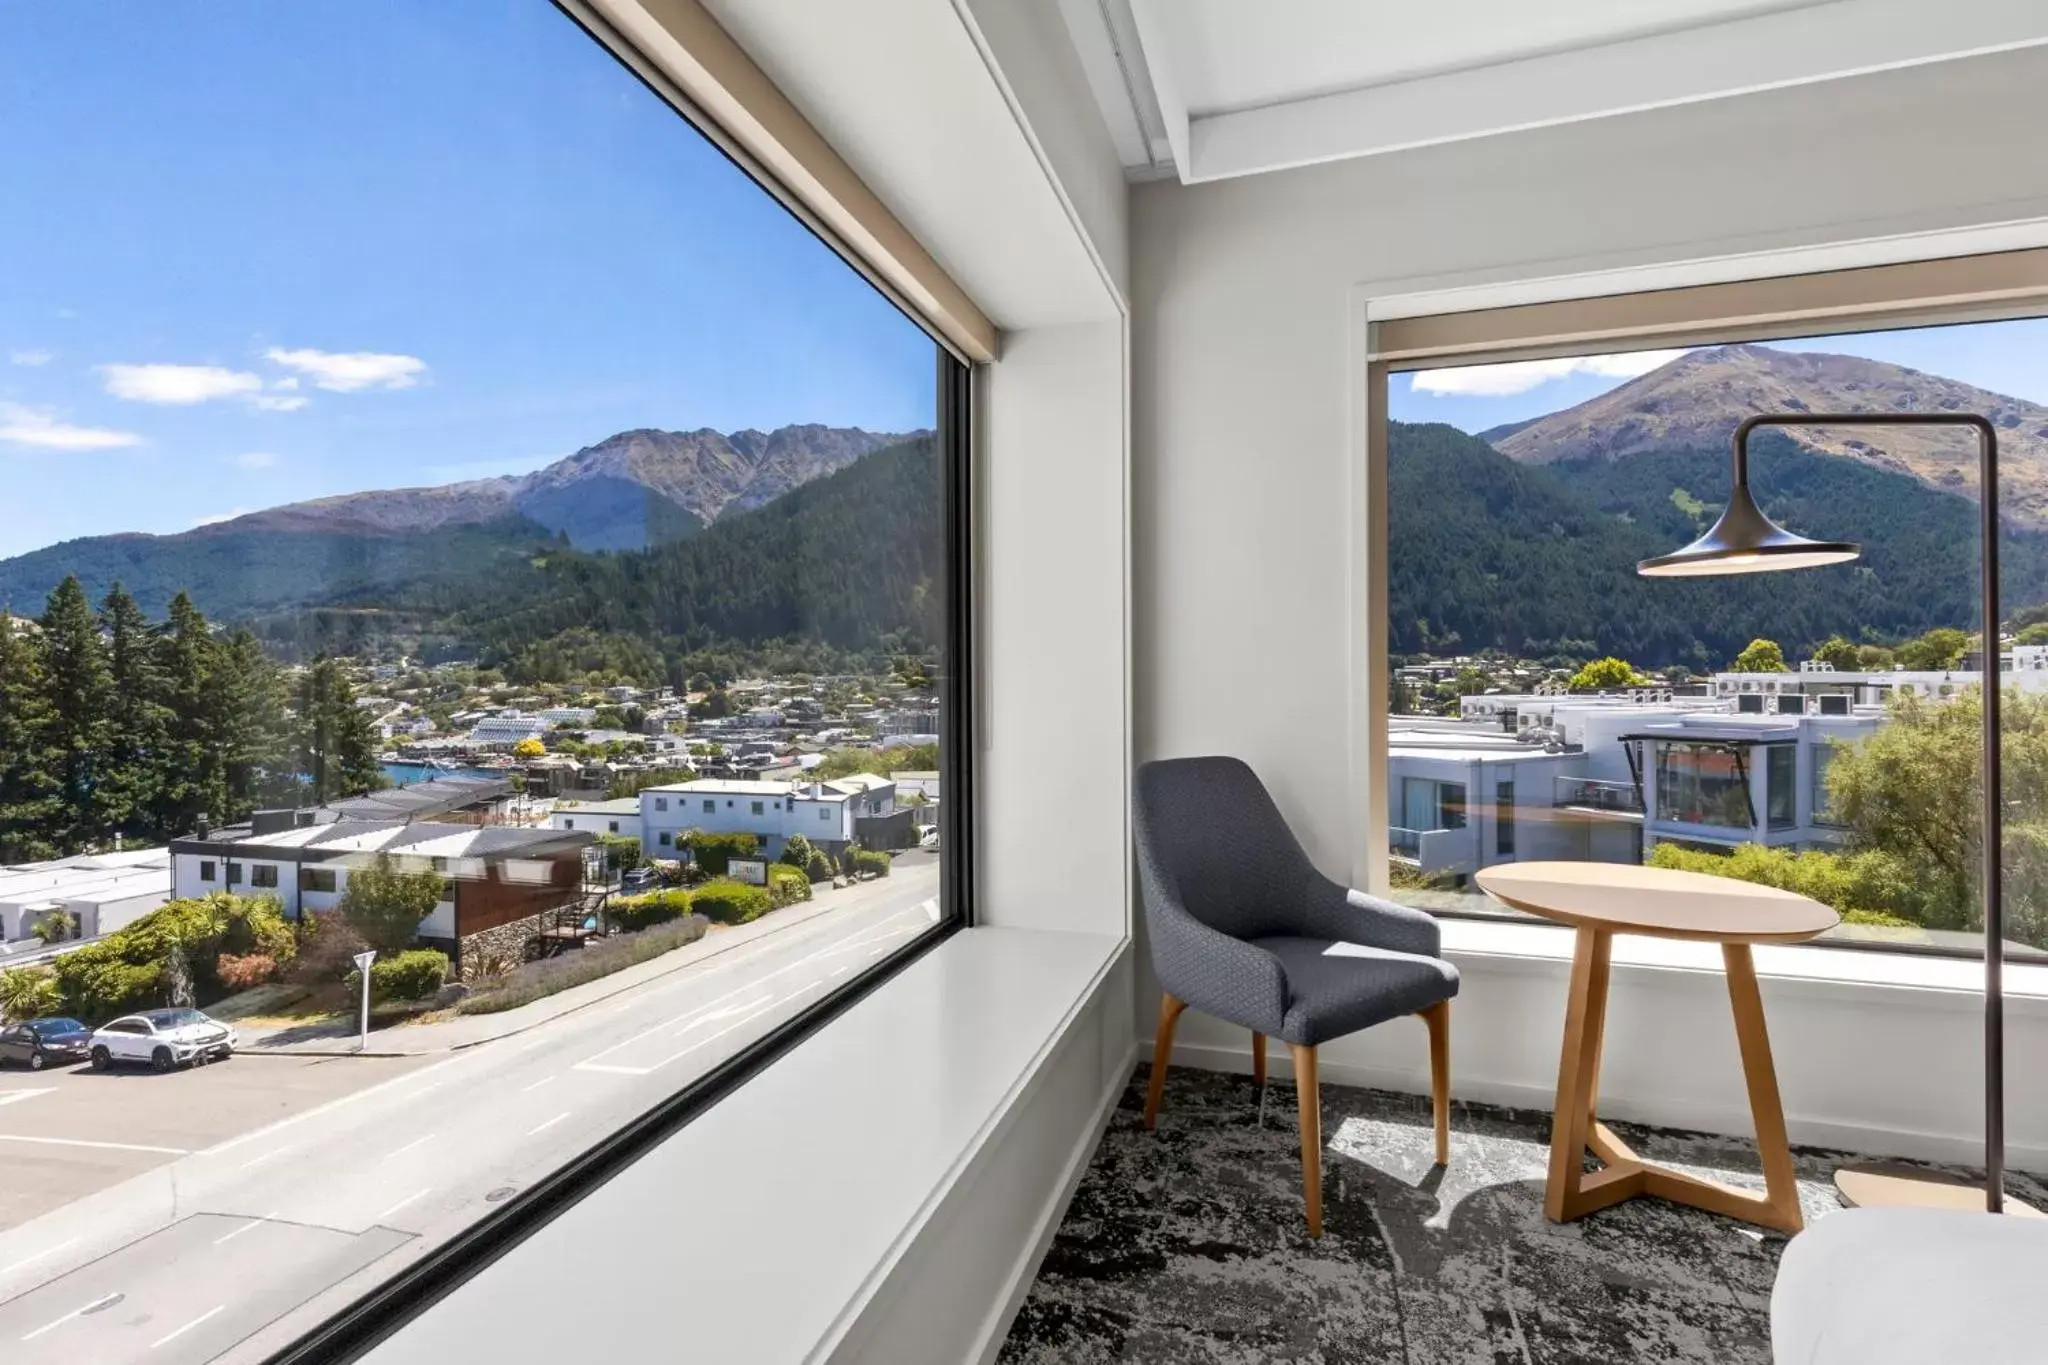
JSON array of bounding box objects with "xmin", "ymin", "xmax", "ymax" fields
[
  {"xmin": 1440, "ymin": 914, "xmax": 2048, "ymax": 1011},
  {"xmin": 356, "ymin": 924, "xmax": 1125, "ymax": 1365}
]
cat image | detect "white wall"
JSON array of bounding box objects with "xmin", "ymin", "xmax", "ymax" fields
[{"xmin": 1132, "ymin": 46, "xmax": 2048, "ymax": 1162}]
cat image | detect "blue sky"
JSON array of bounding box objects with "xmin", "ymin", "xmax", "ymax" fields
[
  {"xmin": 0, "ymin": 3, "xmax": 935, "ymax": 560},
  {"xmin": 1387, "ymin": 316, "xmax": 2048, "ymax": 433}
]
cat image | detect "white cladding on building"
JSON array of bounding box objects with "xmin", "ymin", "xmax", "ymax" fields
[
  {"xmin": 0, "ymin": 848, "xmax": 172, "ymax": 943},
  {"xmin": 547, "ymin": 798, "xmax": 644, "ymax": 842},
  {"xmin": 638, "ymin": 774, "xmax": 897, "ymax": 859}
]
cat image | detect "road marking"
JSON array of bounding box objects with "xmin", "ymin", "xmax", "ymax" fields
[
  {"xmin": 382, "ymin": 1133, "xmax": 436, "ymax": 1161},
  {"xmin": 0, "ymin": 1133, "xmax": 189, "ymax": 1155},
  {"xmin": 376, "ymin": 1187, "xmax": 432, "ymax": 1222},
  {"xmin": 0, "ymin": 1089, "xmax": 54, "ymax": 1109},
  {"xmin": 0, "ymin": 1237, "xmax": 78, "ymax": 1279},
  {"xmin": 525, "ymin": 1111, "xmax": 572, "ymax": 1137},
  {"xmin": 237, "ymin": 1143, "xmax": 298, "ymax": 1172},
  {"xmin": 669, "ymin": 995, "xmax": 773, "ymax": 1037},
  {"xmin": 22, "ymin": 1291, "xmax": 121, "ymax": 1341},
  {"xmin": 150, "ymin": 1303, "xmax": 225, "ymax": 1349},
  {"xmin": 200, "ymin": 1052, "xmax": 468, "ymax": 1157},
  {"xmin": 518, "ymin": 1075, "xmax": 556, "ymax": 1093},
  {"xmin": 212, "ymin": 1212, "xmax": 279, "ymax": 1246}
]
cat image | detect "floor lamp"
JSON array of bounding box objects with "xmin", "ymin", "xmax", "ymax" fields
[{"xmin": 1640, "ymin": 411, "xmax": 2031, "ymax": 1217}]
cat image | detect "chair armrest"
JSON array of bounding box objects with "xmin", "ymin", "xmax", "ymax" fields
[
  {"xmin": 1300, "ymin": 883, "xmax": 1443, "ymax": 958},
  {"xmin": 1145, "ymin": 886, "xmax": 1288, "ymax": 1037}
]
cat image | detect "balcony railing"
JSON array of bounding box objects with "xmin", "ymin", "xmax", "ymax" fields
[
  {"xmin": 1389, "ymin": 826, "xmax": 1476, "ymax": 875},
  {"xmin": 1553, "ymin": 775, "xmax": 1644, "ymax": 816}
]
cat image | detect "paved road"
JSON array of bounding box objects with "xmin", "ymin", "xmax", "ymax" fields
[{"xmin": 0, "ymin": 856, "xmax": 941, "ymax": 1365}]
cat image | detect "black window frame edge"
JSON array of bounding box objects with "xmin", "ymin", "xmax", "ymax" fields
[{"xmin": 256, "ymin": 13, "xmax": 980, "ymax": 1362}]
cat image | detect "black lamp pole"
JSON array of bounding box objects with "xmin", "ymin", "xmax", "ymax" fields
[{"xmin": 1640, "ymin": 411, "xmax": 2006, "ymax": 1213}]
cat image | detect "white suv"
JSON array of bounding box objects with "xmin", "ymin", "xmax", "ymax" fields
[{"xmin": 90, "ymin": 1008, "xmax": 238, "ymax": 1072}]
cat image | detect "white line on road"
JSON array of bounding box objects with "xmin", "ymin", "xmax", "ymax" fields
[
  {"xmin": 0, "ymin": 1133, "xmax": 190, "ymax": 1155},
  {"xmin": 237, "ymin": 1144, "xmax": 296, "ymax": 1172},
  {"xmin": 212, "ymin": 1212, "xmax": 279, "ymax": 1246},
  {"xmin": 0, "ymin": 1089, "xmax": 53, "ymax": 1109},
  {"xmin": 382, "ymin": 1133, "xmax": 436, "ymax": 1161},
  {"xmin": 150, "ymin": 1303, "xmax": 225, "ymax": 1349},
  {"xmin": 376, "ymin": 1188, "xmax": 432, "ymax": 1222},
  {"xmin": 518, "ymin": 1075, "xmax": 556, "ymax": 1093},
  {"xmin": 21, "ymin": 1291, "xmax": 120, "ymax": 1341},
  {"xmin": 0, "ymin": 1237, "xmax": 78, "ymax": 1279},
  {"xmin": 670, "ymin": 995, "xmax": 773, "ymax": 1037},
  {"xmin": 200, "ymin": 1052, "xmax": 469, "ymax": 1158},
  {"xmin": 525, "ymin": 1112, "xmax": 572, "ymax": 1137}
]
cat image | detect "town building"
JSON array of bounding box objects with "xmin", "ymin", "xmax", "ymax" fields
[
  {"xmin": 0, "ymin": 847, "xmax": 172, "ymax": 944},
  {"xmin": 548, "ymin": 798, "xmax": 644, "ymax": 842},
  {"xmin": 638, "ymin": 773, "xmax": 911, "ymax": 860}
]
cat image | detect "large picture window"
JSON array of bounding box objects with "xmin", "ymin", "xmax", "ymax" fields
[
  {"xmin": 0, "ymin": 5, "xmax": 970, "ymax": 1361},
  {"xmin": 1378, "ymin": 304, "xmax": 2048, "ymax": 962}
]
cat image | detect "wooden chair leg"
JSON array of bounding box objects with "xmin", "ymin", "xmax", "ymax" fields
[
  {"xmin": 1251, "ymin": 1031, "xmax": 1266, "ymax": 1087},
  {"xmin": 1144, "ymin": 994, "xmax": 1187, "ymax": 1130},
  {"xmin": 1291, "ymin": 1043, "xmax": 1323, "ymax": 1237},
  {"xmin": 1420, "ymin": 1001, "xmax": 1451, "ymax": 1165}
]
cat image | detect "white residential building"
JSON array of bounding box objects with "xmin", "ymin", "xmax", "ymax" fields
[
  {"xmin": 549, "ymin": 799, "xmax": 643, "ymax": 842},
  {"xmin": 0, "ymin": 847, "xmax": 172, "ymax": 942},
  {"xmin": 638, "ymin": 774, "xmax": 899, "ymax": 860}
]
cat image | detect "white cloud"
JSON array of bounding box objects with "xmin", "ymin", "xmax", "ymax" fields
[
  {"xmin": 265, "ymin": 346, "xmax": 427, "ymax": 392},
  {"xmin": 101, "ymin": 362, "xmax": 265, "ymax": 405},
  {"xmin": 0, "ymin": 403, "xmax": 145, "ymax": 451},
  {"xmin": 249, "ymin": 393, "xmax": 309, "ymax": 412},
  {"xmin": 8, "ymin": 349, "xmax": 53, "ymax": 366},
  {"xmin": 1410, "ymin": 348, "xmax": 1690, "ymax": 398},
  {"xmin": 232, "ymin": 451, "xmax": 279, "ymax": 470},
  {"xmin": 190, "ymin": 507, "xmax": 256, "ymax": 528}
]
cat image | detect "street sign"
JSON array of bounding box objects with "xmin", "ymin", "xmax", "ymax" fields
[
  {"xmin": 354, "ymin": 950, "xmax": 377, "ymax": 1051},
  {"xmin": 728, "ymin": 858, "xmax": 768, "ymax": 886}
]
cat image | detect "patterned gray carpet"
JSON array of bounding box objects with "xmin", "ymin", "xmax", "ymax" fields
[{"xmin": 999, "ymin": 1066, "xmax": 2045, "ymax": 1364}]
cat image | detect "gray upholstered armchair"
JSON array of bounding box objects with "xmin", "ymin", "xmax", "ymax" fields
[{"xmin": 1135, "ymin": 755, "xmax": 1460, "ymax": 1236}]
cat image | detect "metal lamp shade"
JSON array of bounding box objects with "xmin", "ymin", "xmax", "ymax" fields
[{"xmin": 1636, "ymin": 483, "xmax": 1860, "ymax": 577}]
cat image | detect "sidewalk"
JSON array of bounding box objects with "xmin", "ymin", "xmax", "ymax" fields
[{"xmin": 239, "ymin": 867, "xmax": 935, "ymax": 1057}]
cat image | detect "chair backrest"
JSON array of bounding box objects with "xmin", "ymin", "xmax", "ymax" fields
[{"xmin": 1134, "ymin": 756, "xmax": 1318, "ymax": 942}]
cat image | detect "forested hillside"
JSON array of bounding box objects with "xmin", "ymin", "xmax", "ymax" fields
[{"xmin": 1388, "ymin": 421, "xmax": 2048, "ymax": 668}]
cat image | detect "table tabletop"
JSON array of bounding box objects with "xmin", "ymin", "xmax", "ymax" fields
[{"xmin": 1474, "ymin": 861, "xmax": 1839, "ymax": 944}]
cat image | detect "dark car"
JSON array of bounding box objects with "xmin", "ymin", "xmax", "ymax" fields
[{"xmin": 0, "ymin": 1017, "xmax": 93, "ymax": 1071}]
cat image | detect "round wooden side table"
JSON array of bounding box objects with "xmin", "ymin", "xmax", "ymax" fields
[{"xmin": 1476, "ymin": 861, "xmax": 1838, "ymax": 1233}]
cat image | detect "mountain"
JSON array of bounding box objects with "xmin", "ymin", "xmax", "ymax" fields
[
  {"xmin": 1493, "ymin": 344, "xmax": 2048, "ymax": 527},
  {"xmin": 0, "ymin": 423, "xmax": 916, "ymax": 618},
  {"xmin": 1388, "ymin": 420, "xmax": 2048, "ymax": 669}
]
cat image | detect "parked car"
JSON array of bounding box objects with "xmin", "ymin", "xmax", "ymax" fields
[
  {"xmin": 620, "ymin": 866, "xmax": 659, "ymax": 893},
  {"xmin": 0, "ymin": 1017, "xmax": 92, "ymax": 1070},
  {"xmin": 89, "ymin": 1008, "xmax": 237, "ymax": 1072}
]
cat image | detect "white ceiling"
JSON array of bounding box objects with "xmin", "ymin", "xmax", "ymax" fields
[{"xmin": 1064, "ymin": 0, "xmax": 2048, "ymax": 183}]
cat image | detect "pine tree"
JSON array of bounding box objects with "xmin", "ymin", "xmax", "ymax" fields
[
  {"xmin": 154, "ymin": 592, "xmax": 222, "ymax": 838},
  {"xmin": 214, "ymin": 627, "xmax": 289, "ymax": 816},
  {"xmin": 38, "ymin": 577, "xmax": 115, "ymax": 850},
  {"xmin": 99, "ymin": 583, "xmax": 169, "ymax": 839},
  {"xmin": 0, "ymin": 613, "xmax": 60, "ymax": 861},
  {"xmin": 294, "ymin": 654, "xmax": 383, "ymax": 805}
]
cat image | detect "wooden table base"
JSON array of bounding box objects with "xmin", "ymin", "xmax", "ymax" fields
[{"xmin": 1545, "ymin": 926, "xmax": 1805, "ymax": 1233}]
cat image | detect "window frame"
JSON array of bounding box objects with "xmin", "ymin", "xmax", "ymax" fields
[
  {"xmin": 258, "ymin": 15, "xmax": 979, "ymax": 1361},
  {"xmin": 1364, "ymin": 246, "xmax": 2048, "ymax": 960}
]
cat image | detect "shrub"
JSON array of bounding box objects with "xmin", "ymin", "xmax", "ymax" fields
[
  {"xmin": 608, "ymin": 889, "xmax": 694, "ymax": 932},
  {"xmin": 294, "ymin": 912, "xmax": 371, "ymax": 986},
  {"xmin": 338, "ymin": 854, "xmax": 445, "ymax": 954},
  {"xmin": 684, "ymin": 830, "xmax": 759, "ymax": 878},
  {"xmin": 54, "ymin": 955, "xmax": 163, "ymax": 1020},
  {"xmin": 690, "ymin": 879, "xmax": 773, "ymax": 925},
  {"xmin": 346, "ymin": 949, "xmax": 450, "ymax": 1004},
  {"xmin": 805, "ymin": 850, "xmax": 833, "ymax": 884},
  {"xmin": 852, "ymin": 850, "xmax": 891, "ymax": 879},
  {"xmin": 31, "ymin": 910, "xmax": 77, "ymax": 945},
  {"xmin": 768, "ymin": 864, "xmax": 812, "ymax": 909},
  {"xmin": 0, "ymin": 966, "xmax": 61, "ymax": 1024},
  {"xmin": 215, "ymin": 953, "xmax": 278, "ymax": 993},
  {"xmin": 778, "ymin": 833, "xmax": 815, "ymax": 870}
]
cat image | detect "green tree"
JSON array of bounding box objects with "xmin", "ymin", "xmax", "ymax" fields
[
  {"xmin": 2017, "ymin": 623, "xmax": 2048, "ymax": 648},
  {"xmin": 294, "ymin": 654, "xmax": 383, "ymax": 805},
  {"xmin": 0, "ymin": 612, "xmax": 60, "ymax": 861},
  {"xmin": 1732, "ymin": 638, "xmax": 1788, "ymax": 673},
  {"xmin": 1826, "ymin": 685, "xmax": 2048, "ymax": 948},
  {"xmin": 1810, "ymin": 635, "xmax": 1861, "ymax": 671},
  {"xmin": 99, "ymin": 583, "xmax": 170, "ymax": 838},
  {"xmin": 153, "ymin": 592, "xmax": 223, "ymax": 837},
  {"xmin": 1897, "ymin": 627, "xmax": 1971, "ymax": 672},
  {"xmin": 337, "ymin": 854, "xmax": 446, "ymax": 954},
  {"xmin": 1568, "ymin": 657, "xmax": 1644, "ymax": 692},
  {"xmin": 0, "ymin": 966, "xmax": 61, "ymax": 1024},
  {"xmin": 39, "ymin": 576, "xmax": 116, "ymax": 849},
  {"xmin": 779, "ymin": 832, "xmax": 815, "ymax": 870},
  {"xmin": 1855, "ymin": 643, "xmax": 1896, "ymax": 671}
]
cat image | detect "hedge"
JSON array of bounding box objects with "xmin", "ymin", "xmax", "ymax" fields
[
  {"xmin": 805, "ymin": 850, "xmax": 833, "ymax": 884},
  {"xmin": 852, "ymin": 850, "xmax": 891, "ymax": 879},
  {"xmin": 345, "ymin": 949, "xmax": 450, "ymax": 1004},
  {"xmin": 768, "ymin": 865, "xmax": 812, "ymax": 909},
  {"xmin": 609, "ymin": 889, "xmax": 695, "ymax": 932},
  {"xmin": 685, "ymin": 830, "xmax": 760, "ymax": 877},
  {"xmin": 691, "ymin": 879, "xmax": 773, "ymax": 925},
  {"xmin": 50, "ymin": 892, "xmax": 297, "ymax": 1021}
]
